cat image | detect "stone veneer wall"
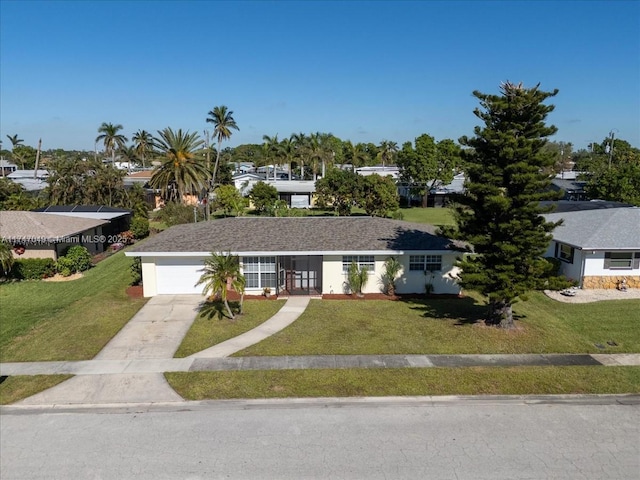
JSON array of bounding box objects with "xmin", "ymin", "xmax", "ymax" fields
[{"xmin": 582, "ymin": 275, "xmax": 640, "ymax": 289}]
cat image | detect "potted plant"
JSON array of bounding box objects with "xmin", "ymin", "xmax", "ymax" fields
[{"xmin": 262, "ymin": 287, "xmax": 272, "ymax": 298}]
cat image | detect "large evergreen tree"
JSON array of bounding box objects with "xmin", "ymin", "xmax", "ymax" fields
[{"xmin": 451, "ymin": 82, "xmax": 562, "ymax": 329}]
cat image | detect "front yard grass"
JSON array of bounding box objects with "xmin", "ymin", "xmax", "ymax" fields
[
  {"xmin": 174, "ymin": 299, "xmax": 286, "ymax": 357},
  {"xmin": 167, "ymin": 366, "xmax": 640, "ymax": 400},
  {"xmin": 0, "ymin": 251, "xmax": 147, "ymax": 362},
  {"xmin": 0, "ymin": 375, "xmax": 72, "ymax": 405},
  {"xmin": 235, "ymin": 292, "xmax": 640, "ymax": 356}
]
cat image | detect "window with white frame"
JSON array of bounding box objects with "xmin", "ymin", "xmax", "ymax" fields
[
  {"xmin": 242, "ymin": 256, "xmax": 277, "ymax": 288},
  {"xmin": 342, "ymin": 255, "xmax": 375, "ymax": 273},
  {"xmin": 409, "ymin": 255, "xmax": 442, "ymax": 272},
  {"xmin": 604, "ymin": 252, "xmax": 634, "ymax": 270}
]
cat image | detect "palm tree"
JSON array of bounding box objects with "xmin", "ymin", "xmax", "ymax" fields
[
  {"xmin": 206, "ymin": 106, "xmax": 239, "ymax": 188},
  {"xmin": 280, "ymin": 137, "xmax": 296, "ymax": 181},
  {"xmin": 262, "ymin": 134, "xmax": 281, "ymax": 180},
  {"xmin": 308, "ymin": 132, "xmax": 335, "ymax": 180},
  {"xmin": 96, "ymin": 123, "xmax": 128, "ymax": 163},
  {"xmin": 0, "ymin": 239, "xmax": 15, "ymax": 277},
  {"xmin": 195, "ymin": 252, "xmax": 245, "ymax": 319},
  {"xmin": 290, "ymin": 132, "xmax": 308, "ymax": 178},
  {"xmin": 378, "ymin": 140, "xmax": 398, "ymax": 167},
  {"xmin": 6, "ymin": 134, "xmax": 24, "ymax": 168},
  {"xmin": 344, "ymin": 141, "xmax": 368, "ymax": 171},
  {"xmin": 132, "ymin": 130, "xmax": 154, "ymax": 168},
  {"xmin": 149, "ymin": 127, "xmax": 208, "ymax": 204}
]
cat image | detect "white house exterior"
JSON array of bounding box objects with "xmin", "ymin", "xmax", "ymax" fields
[
  {"xmin": 543, "ymin": 207, "xmax": 640, "ymax": 289},
  {"xmin": 126, "ymin": 217, "xmax": 466, "ymax": 297}
]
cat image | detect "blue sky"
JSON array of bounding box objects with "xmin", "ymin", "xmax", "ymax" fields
[{"xmin": 1, "ymin": 0, "xmax": 639, "ymax": 152}]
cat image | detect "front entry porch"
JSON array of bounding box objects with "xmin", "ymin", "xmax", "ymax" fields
[{"xmin": 278, "ymin": 255, "xmax": 322, "ymax": 296}]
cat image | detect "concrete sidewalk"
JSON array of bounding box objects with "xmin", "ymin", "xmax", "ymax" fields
[{"xmin": 2, "ymin": 353, "xmax": 640, "ymax": 377}]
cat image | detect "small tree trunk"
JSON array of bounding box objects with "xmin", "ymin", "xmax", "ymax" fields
[
  {"xmin": 486, "ymin": 300, "xmax": 514, "ymax": 329},
  {"xmin": 223, "ymin": 299, "xmax": 235, "ymax": 320}
]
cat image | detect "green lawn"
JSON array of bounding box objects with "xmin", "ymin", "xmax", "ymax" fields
[
  {"xmin": 0, "ymin": 251, "xmax": 147, "ymax": 362},
  {"xmin": 397, "ymin": 207, "xmax": 455, "ymax": 226},
  {"xmin": 167, "ymin": 366, "xmax": 640, "ymax": 400},
  {"xmin": 0, "ymin": 375, "xmax": 72, "ymax": 405},
  {"xmin": 174, "ymin": 299, "xmax": 286, "ymax": 357},
  {"xmin": 235, "ymin": 292, "xmax": 640, "ymax": 356}
]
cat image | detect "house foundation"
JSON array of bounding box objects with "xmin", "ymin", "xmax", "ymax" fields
[{"xmin": 582, "ymin": 275, "xmax": 640, "ymax": 289}]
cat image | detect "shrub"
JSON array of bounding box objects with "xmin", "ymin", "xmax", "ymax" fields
[
  {"xmin": 64, "ymin": 246, "xmax": 93, "ymax": 272},
  {"xmin": 154, "ymin": 201, "xmax": 203, "ymax": 226},
  {"xmin": 130, "ymin": 256, "xmax": 142, "ymax": 286},
  {"xmin": 10, "ymin": 258, "xmax": 56, "ymax": 280},
  {"xmin": 56, "ymin": 256, "xmax": 75, "ymax": 277},
  {"xmin": 130, "ymin": 216, "xmax": 150, "ymax": 239}
]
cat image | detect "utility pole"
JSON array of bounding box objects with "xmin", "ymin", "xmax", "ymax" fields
[
  {"xmin": 204, "ymin": 130, "xmax": 211, "ymax": 220},
  {"xmin": 608, "ymin": 130, "xmax": 615, "ymax": 169},
  {"xmin": 33, "ymin": 139, "xmax": 42, "ymax": 179}
]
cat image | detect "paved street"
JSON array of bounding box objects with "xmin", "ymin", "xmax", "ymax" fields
[{"xmin": 2, "ymin": 397, "xmax": 639, "ymax": 479}]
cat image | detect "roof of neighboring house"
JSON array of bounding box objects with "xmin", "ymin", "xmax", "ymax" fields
[
  {"xmin": 34, "ymin": 205, "xmax": 131, "ymax": 220},
  {"xmin": 550, "ymin": 178, "xmax": 587, "ymax": 193},
  {"xmin": 7, "ymin": 169, "xmax": 49, "ymax": 179},
  {"xmin": 267, "ymin": 180, "xmax": 316, "ymax": 194},
  {"xmin": 128, "ymin": 216, "xmax": 466, "ymax": 256},
  {"xmin": 0, "ymin": 211, "xmax": 109, "ymax": 242},
  {"xmin": 543, "ymin": 207, "xmax": 640, "ymax": 250}
]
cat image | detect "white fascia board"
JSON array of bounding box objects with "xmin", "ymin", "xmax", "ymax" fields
[{"xmin": 125, "ymin": 249, "xmax": 460, "ymax": 257}]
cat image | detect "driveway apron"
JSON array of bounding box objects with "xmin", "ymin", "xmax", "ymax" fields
[{"xmin": 19, "ymin": 295, "xmax": 203, "ymax": 405}]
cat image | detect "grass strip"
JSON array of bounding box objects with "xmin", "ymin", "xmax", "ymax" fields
[
  {"xmin": 166, "ymin": 366, "xmax": 640, "ymax": 400},
  {"xmin": 0, "ymin": 375, "xmax": 72, "ymax": 405},
  {"xmin": 174, "ymin": 300, "xmax": 286, "ymax": 357}
]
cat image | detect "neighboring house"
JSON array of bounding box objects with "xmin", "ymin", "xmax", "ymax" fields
[
  {"xmin": 7, "ymin": 169, "xmax": 49, "ymax": 192},
  {"xmin": 232, "ymin": 172, "xmax": 266, "ymax": 197},
  {"xmin": 126, "ymin": 216, "xmax": 466, "ymax": 297},
  {"xmin": 233, "ymin": 175, "xmax": 317, "ymax": 208},
  {"xmin": 355, "ymin": 165, "xmax": 400, "ymax": 179},
  {"xmin": 550, "ymin": 172, "xmax": 588, "ymax": 201},
  {"xmin": 33, "ymin": 205, "xmax": 132, "ymax": 241},
  {"xmin": 0, "ymin": 211, "xmax": 109, "ymax": 259},
  {"xmin": 543, "ymin": 207, "xmax": 640, "ymax": 289},
  {"xmin": 398, "ymin": 173, "xmax": 466, "ymax": 207},
  {"xmin": 0, "ymin": 159, "xmax": 18, "ymax": 176}
]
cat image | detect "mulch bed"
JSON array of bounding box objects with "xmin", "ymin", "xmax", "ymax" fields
[{"xmin": 126, "ymin": 285, "xmax": 144, "ymax": 298}]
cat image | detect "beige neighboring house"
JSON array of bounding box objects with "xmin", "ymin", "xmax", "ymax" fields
[{"xmin": 0, "ymin": 211, "xmax": 109, "ymax": 260}]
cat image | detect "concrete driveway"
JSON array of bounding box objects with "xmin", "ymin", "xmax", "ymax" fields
[{"xmin": 19, "ymin": 295, "xmax": 203, "ymax": 405}]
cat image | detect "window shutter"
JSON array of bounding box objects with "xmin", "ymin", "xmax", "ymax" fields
[
  {"xmin": 604, "ymin": 252, "xmax": 611, "ymax": 269},
  {"xmin": 634, "ymin": 252, "xmax": 640, "ymax": 270},
  {"xmin": 554, "ymin": 243, "xmax": 559, "ymax": 257}
]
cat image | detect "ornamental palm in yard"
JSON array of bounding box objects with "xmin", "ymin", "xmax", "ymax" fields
[
  {"xmin": 196, "ymin": 252, "xmax": 246, "ymax": 319},
  {"xmin": 149, "ymin": 128, "xmax": 208, "ymax": 203},
  {"xmin": 132, "ymin": 129, "xmax": 154, "ymax": 168}
]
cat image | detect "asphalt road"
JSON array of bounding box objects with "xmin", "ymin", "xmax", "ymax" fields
[{"xmin": 2, "ymin": 397, "xmax": 639, "ymax": 480}]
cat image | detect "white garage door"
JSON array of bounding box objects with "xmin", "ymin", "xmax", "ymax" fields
[{"xmin": 156, "ymin": 258, "xmax": 205, "ymax": 295}]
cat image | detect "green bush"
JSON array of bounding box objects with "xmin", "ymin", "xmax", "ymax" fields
[
  {"xmin": 56, "ymin": 256, "xmax": 75, "ymax": 277},
  {"xmin": 64, "ymin": 246, "xmax": 93, "ymax": 272},
  {"xmin": 130, "ymin": 216, "xmax": 150, "ymax": 239},
  {"xmin": 130, "ymin": 256, "xmax": 142, "ymax": 286},
  {"xmin": 154, "ymin": 201, "xmax": 203, "ymax": 226},
  {"xmin": 10, "ymin": 258, "xmax": 56, "ymax": 280}
]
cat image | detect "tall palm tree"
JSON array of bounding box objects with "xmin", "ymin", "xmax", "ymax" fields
[
  {"xmin": 378, "ymin": 140, "xmax": 398, "ymax": 167},
  {"xmin": 132, "ymin": 130, "xmax": 154, "ymax": 168},
  {"xmin": 206, "ymin": 106, "xmax": 239, "ymax": 188},
  {"xmin": 96, "ymin": 123, "xmax": 128, "ymax": 163},
  {"xmin": 195, "ymin": 252, "xmax": 245, "ymax": 319},
  {"xmin": 149, "ymin": 127, "xmax": 208, "ymax": 204},
  {"xmin": 290, "ymin": 132, "xmax": 308, "ymax": 178},
  {"xmin": 6, "ymin": 134, "xmax": 24, "ymax": 168},
  {"xmin": 262, "ymin": 134, "xmax": 281, "ymax": 180},
  {"xmin": 280, "ymin": 137, "xmax": 296, "ymax": 181},
  {"xmin": 308, "ymin": 132, "xmax": 335, "ymax": 180},
  {"xmin": 344, "ymin": 141, "xmax": 368, "ymax": 171}
]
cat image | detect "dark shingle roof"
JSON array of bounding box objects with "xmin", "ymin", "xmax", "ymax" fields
[
  {"xmin": 129, "ymin": 217, "xmax": 464, "ymax": 254},
  {"xmin": 0, "ymin": 211, "xmax": 108, "ymax": 241}
]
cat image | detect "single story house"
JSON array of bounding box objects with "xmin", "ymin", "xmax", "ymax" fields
[
  {"xmin": 0, "ymin": 211, "xmax": 109, "ymax": 259},
  {"xmin": 0, "ymin": 159, "xmax": 18, "ymax": 176},
  {"xmin": 543, "ymin": 207, "xmax": 640, "ymax": 289},
  {"xmin": 6, "ymin": 169, "xmax": 49, "ymax": 192},
  {"xmin": 33, "ymin": 205, "xmax": 132, "ymax": 241},
  {"xmin": 126, "ymin": 216, "xmax": 466, "ymax": 297}
]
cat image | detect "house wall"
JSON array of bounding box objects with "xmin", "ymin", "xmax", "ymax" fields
[
  {"xmin": 12, "ymin": 245, "xmax": 56, "ymax": 260},
  {"xmin": 142, "ymin": 258, "xmax": 158, "ymax": 297},
  {"xmin": 321, "ymin": 253, "xmax": 462, "ymax": 295}
]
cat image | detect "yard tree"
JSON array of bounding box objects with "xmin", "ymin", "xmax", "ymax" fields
[
  {"xmin": 96, "ymin": 122, "xmax": 128, "ymax": 163},
  {"xmin": 449, "ymin": 81, "xmax": 563, "ymax": 329},
  {"xmin": 396, "ymin": 134, "xmax": 461, "ymax": 206},
  {"xmin": 249, "ymin": 181, "xmax": 278, "ymax": 214},
  {"xmin": 149, "ymin": 127, "xmax": 208, "ymax": 203},
  {"xmin": 359, "ymin": 173, "xmax": 399, "ymax": 217},
  {"xmin": 206, "ymin": 105, "xmax": 239, "ymax": 189},
  {"xmin": 214, "ymin": 184, "xmax": 246, "ymax": 217},
  {"xmin": 0, "ymin": 239, "xmax": 14, "ymax": 276},
  {"xmin": 315, "ymin": 167, "xmax": 362, "ymax": 216},
  {"xmin": 196, "ymin": 252, "xmax": 245, "ymax": 319}
]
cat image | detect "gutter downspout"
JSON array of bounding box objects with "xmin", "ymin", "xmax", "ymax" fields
[{"xmin": 578, "ymin": 248, "xmax": 586, "ymax": 288}]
